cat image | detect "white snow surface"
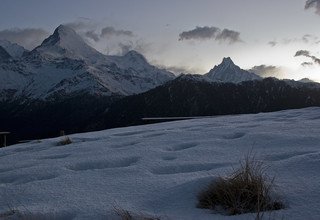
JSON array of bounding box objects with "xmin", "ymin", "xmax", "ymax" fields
[{"xmin": 1, "ymin": 107, "xmax": 320, "ymax": 219}]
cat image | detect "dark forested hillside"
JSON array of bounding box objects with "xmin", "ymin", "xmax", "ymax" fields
[{"xmin": 98, "ymin": 76, "xmax": 320, "ymax": 128}]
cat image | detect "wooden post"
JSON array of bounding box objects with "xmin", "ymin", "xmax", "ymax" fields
[{"xmin": 0, "ymin": 132, "xmax": 10, "ymax": 148}]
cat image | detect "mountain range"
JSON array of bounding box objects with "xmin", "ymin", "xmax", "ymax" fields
[
  {"xmin": 0, "ymin": 24, "xmax": 320, "ymax": 144},
  {"xmin": 0, "ymin": 25, "xmax": 174, "ymax": 101}
]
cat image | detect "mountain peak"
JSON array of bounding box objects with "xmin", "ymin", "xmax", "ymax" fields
[
  {"xmin": 221, "ymin": 57, "xmax": 235, "ymax": 66},
  {"xmin": 40, "ymin": 24, "xmax": 80, "ymax": 48},
  {"xmin": 33, "ymin": 24, "xmax": 104, "ymax": 61},
  {"xmin": 205, "ymin": 57, "xmax": 261, "ymax": 83}
]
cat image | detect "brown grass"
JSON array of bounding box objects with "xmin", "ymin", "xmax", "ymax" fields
[
  {"xmin": 57, "ymin": 136, "xmax": 72, "ymax": 146},
  {"xmin": 197, "ymin": 154, "xmax": 284, "ymax": 217}
]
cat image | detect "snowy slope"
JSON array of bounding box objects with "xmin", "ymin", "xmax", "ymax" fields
[
  {"xmin": 32, "ymin": 25, "xmax": 106, "ymax": 63},
  {"xmin": 0, "ymin": 107, "xmax": 320, "ymax": 219},
  {"xmin": 206, "ymin": 57, "xmax": 262, "ymax": 83},
  {"xmin": 0, "ymin": 46, "xmax": 11, "ymax": 61},
  {"xmin": 0, "ymin": 25, "xmax": 174, "ymax": 100},
  {"xmin": 0, "ymin": 40, "xmax": 27, "ymax": 58}
]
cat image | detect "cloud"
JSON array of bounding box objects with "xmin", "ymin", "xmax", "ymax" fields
[
  {"xmin": 179, "ymin": 26, "xmax": 220, "ymax": 41},
  {"xmin": 64, "ymin": 20, "xmax": 101, "ymax": 43},
  {"xmin": 162, "ymin": 66, "xmax": 198, "ymax": 74},
  {"xmin": 179, "ymin": 26, "xmax": 242, "ymax": 43},
  {"xmin": 115, "ymin": 39, "xmax": 150, "ymax": 55},
  {"xmin": 268, "ymin": 41, "xmax": 277, "ymax": 47},
  {"xmin": 248, "ymin": 65, "xmax": 284, "ymax": 78},
  {"xmin": 153, "ymin": 63, "xmax": 204, "ymax": 75},
  {"xmin": 101, "ymin": 26, "xmax": 133, "ymax": 38},
  {"xmin": 268, "ymin": 34, "xmax": 319, "ymax": 47},
  {"xmin": 63, "ymin": 19, "xmax": 100, "ymax": 33},
  {"xmin": 295, "ymin": 50, "xmax": 310, "ymax": 57},
  {"xmin": 216, "ymin": 29, "xmax": 242, "ymax": 43},
  {"xmin": 295, "ymin": 49, "xmax": 320, "ymax": 65},
  {"xmin": 0, "ymin": 28, "xmax": 49, "ymax": 50},
  {"xmin": 85, "ymin": 31, "xmax": 99, "ymax": 42},
  {"xmin": 305, "ymin": 0, "xmax": 320, "ymax": 14},
  {"xmin": 301, "ymin": 61, "xmax": 314, "ymax": 66}
]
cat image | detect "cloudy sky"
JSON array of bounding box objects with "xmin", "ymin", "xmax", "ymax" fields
[{"xmin": 1, "ymin": 0, "xmax": 320, "ymax": 81}]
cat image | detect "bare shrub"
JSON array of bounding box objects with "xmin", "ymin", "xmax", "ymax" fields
[
  {"xmin": 197, "ymin": 154, "xmax": 284, "ymax": 216},
  {"xmin": 57, "ymin": 136, "xmax": 72, "ymax": 146}
]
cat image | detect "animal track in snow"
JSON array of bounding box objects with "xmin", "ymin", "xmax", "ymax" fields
[
  {"xmin": 151, "ymin": 163, "xmax": 229, "ymax": 175},
  {"xmin": 68, "ymin": 156, "xmax": 140, "ymax": 171},
  {"xmin": 0, "ymin": 173, "xmax": 58, "ymax": 185},
  {"xmin": 264, "ymin": 151, "xmax": 318, "ymax": 162},
  {"xmin": 143, "ymin": 132, "xmax": 165, "ymax": 138},
  {"xmin": 162, "ymin": 155, "xmax": 177, "ymax": 161},
  {"xmin": 166, "ymin": 142, "xmax": 198, "ymax": 151},
  {"xmin": 39, "ymin": 154, "xmax": 71, "ymax": 160},
  {"xmin": 113, "ymin": 130, "xmax": 151, "ymax": 137},
  {"xmin": 109, "ymin": 141, "xmax": 140, "ymax": 149},
  {"xmin": 222, "ymin": 132, "xmax": 246, "ymax": 140}
]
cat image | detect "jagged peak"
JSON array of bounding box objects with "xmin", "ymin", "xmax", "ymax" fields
[
  {"xmin": 40, "ymin": 24, "xmax": 80, "ymax": 47},
  {"xmin": 205, "ymin": 56, "xmax": 261, "ymax": 83},
  {"xmin": 221, "ymin": 57, "xmax": 235, "ymax": 66}
]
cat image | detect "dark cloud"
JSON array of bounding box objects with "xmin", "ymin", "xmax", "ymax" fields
[
  {"xmin": 301, "ymin": 62, "xmax": 314, "ymax": 66},
  {"xmin": 305, "ymin": 0, "xmax": 320, "ymax": 15},
  {"xmin": 295, "ymin": 50, "xmax": 311, "ymax": 57},
  {"xmin": 216, "ymin": 29, "xmax": 242, "ymax": 44},
  {"xmin": 179, "ymin": 26, "xmax": 220, "ymax": 41},
  {"xmin": 248, "ymin": 65, "xmax": 283, "ymax": 78},
  {"xmin": 295, "ymin": 50, "xmax": 320, "ymax": 66},
  {"xmin": 101, "ymin": 27, "xmax": 133, "ymax": 38},
  {"xmin": 0, "ymin": 28, "xmax": 49, "ymax": 50},
  {"xmin": 268, "ymin": 41, "xmax": 277, "ymax": 47},
  {"xmin": 179, "ymin": 26, "xmax": 242, "ymax": 43}
]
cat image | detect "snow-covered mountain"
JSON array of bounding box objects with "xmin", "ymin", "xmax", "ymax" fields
[
  {"xmin": 31, "ymin": 25, "xmax": 106, "ymax": 62},
  {"xmin": 0, "ymin": 25, "xmax": 175, "ymax": 101},
  {"xmin": 298, "ymin": 78, "xmax": 315, "ymax": 83},
  {"xmin": 0, "ymin": 39, "xmax": 27, "ymax": 58},
  {"xmin": 205, "ymin": 57, "xmax": 262, "ymax": 83},
  {"xmin": 0, "ymin": 46, "xmax": 11, "ymax": 60}
]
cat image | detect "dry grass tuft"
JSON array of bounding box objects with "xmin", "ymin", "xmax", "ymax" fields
[
  {"xmin": 57, "ymin": 136, "xmax": 72, "ymax": 146},
  {"xmin": 197, "ymin": 154, "xmax": 284, "ymax": 217}
]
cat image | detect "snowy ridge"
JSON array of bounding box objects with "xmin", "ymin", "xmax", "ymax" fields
[
  {"xmin": 206, "ymin": 57, "xmax": 262, "ymax": 83},
  {"xmin": 0, "ymin": 25, "xmax": 175, "ymax": 100},
  {"xmin": 0, "ymin": 39, "xmax": 27, "ymax": 58},
  {"xmin": 0, "ymin": 107, "xmax": 320, "ymax": 219},
  {"xmin": 0, "ymin": 46, "xmax": 11, "ymax": 60}
]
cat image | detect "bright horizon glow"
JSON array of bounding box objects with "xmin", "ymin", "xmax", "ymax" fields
[{"xmin": 0, "ymin": 0, "xmax": 319, "ymax": 82}]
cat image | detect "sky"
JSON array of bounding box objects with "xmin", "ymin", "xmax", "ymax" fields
[{"xmin": 0, "ymin": 0, "xmax": 320, "ymax": 81}]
